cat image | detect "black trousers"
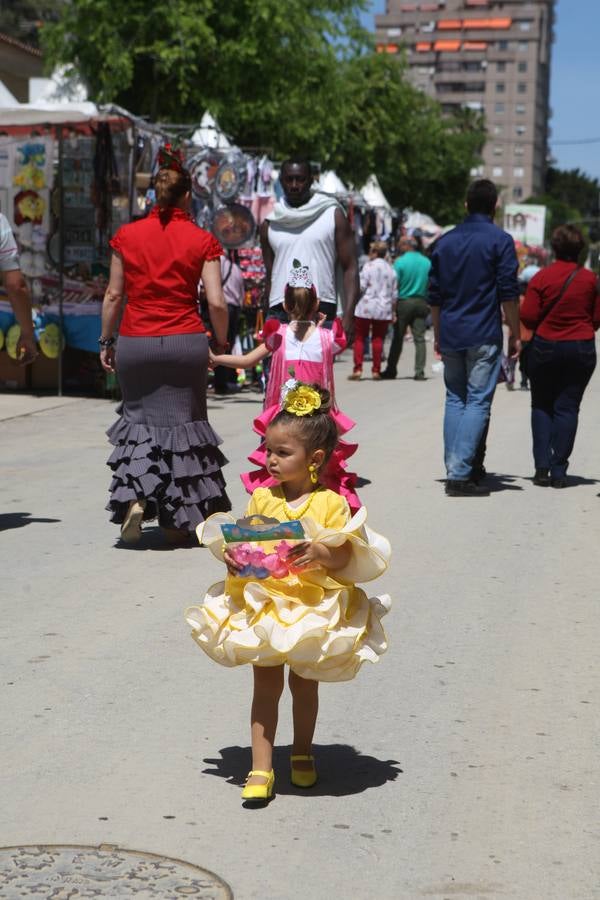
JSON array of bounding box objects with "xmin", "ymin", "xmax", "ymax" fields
[
  {"xmin": 528, "ymin": 337, "xmax": 596, "ymax": 478},
  {"xmin": 213, "ymin": 305, "xmax": 241, "ymax": 392}
]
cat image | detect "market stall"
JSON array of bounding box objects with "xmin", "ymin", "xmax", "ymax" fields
[{"xmin": 0, "ymin": 102, "xmax": 163, "ymax": 393}]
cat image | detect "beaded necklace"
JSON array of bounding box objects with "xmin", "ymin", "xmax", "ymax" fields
[{"xmin": 281, "ymin": 487, "xmax": 320, "ymax": 519}]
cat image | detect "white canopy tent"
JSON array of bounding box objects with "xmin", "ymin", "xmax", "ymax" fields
[
  {"xmin": 0, "ymin": 80, "xmax": 18, "ymax": 106},
  {"xmin": 360, "ymin": 173, "xmax": 392, "ymax": 211},
  {"xmin": 190, "ymin": 111, "xmax": 232, "ymax": 149},
  {"xmin": 317, "ymin": 170, "xmax": 348, "ymax": 195},
  {"xmin": 0, "ymin": 101, "xmax": 102, "ymax": 124}
]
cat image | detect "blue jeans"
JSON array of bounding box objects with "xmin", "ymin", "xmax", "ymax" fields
[
  {"xmin": 528, "ymin": 336, "xmax": 596, "ymax": 478},
  {"xmin": 442, "ymin": 343, "xmax": 502, "ymax": 480}
]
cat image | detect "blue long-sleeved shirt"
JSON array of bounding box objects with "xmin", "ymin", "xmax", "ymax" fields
[{"xmin": 429, "ymin": 214, "xmax": 519, "ymax": 351}]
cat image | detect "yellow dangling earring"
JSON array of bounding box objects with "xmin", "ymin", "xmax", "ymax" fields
[{"xmin": 308, "ymin": 464, "xmax": 319, "ymax": 485}]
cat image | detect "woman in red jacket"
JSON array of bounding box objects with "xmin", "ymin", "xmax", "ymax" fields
[
  {"xmin": 100, "ymin": 150, "xmax": 230, "ymax": 543},
  {"xmin": 521, "ymin": 225, "xmax": 600, "ymax": 488}
]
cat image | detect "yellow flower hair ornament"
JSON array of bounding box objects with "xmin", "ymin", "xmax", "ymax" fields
[{"xmin": 283, "ymin": 383, "xmax": 322, "ymax": 417}]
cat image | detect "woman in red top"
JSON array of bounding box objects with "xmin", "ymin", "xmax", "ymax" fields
[
  {"xmin": 521, "ymin": 225, "xmax": 600, "ymax": 488},
  {"xmin": 99, "ymin": 155, "xmax": 230, "ymax": 543}
]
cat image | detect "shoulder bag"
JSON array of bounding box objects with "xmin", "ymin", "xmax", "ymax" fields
[{"xmin": 521, "ymin": 266, "xmax": 580, "ymax": 372}]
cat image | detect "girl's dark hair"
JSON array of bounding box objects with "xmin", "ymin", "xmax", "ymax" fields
[
  {"xmin": 283, "ymin": 285, "xmax": 318, "ymax": 320},
  {"xmin": 551, "ymin": 224, "xmax": 585, "ymax": 262},
  {"xmin": 155, "ymin": 166, "xmax": 192, "ymax": 208},
  {"xmin": 269, "ymin": 385, "xmax": 338, "ymax": 465}
]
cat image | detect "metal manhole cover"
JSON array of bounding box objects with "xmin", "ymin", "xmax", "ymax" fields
[{"xmin": 0, "ymin": 844, "xmax": 232, "ymax": 898}]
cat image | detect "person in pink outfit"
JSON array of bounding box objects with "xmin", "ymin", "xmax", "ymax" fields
[
  {"xmin": 210, "ymin": 262, "xmax": 361, "ymax": 511},
  {"xmin": 349, "ymin": 240, "xmax": 396, "ymax": 381}
]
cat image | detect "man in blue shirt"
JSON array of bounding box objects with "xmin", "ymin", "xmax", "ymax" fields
[{"xmin": 429, "ymin": 180, "xmax": 521, "ymax": 497}]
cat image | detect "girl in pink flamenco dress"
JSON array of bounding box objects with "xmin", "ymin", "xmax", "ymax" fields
[{"xmin": 210, "ymin": 262, "xmax": 361, "ymax": 512}]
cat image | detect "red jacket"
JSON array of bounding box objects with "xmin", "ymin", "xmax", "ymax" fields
[{"xmin": 521, "ymin": 261, "xmax": 600, "ymax": 341}]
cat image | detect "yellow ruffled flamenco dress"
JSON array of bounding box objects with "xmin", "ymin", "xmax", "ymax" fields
[{"xmin": 185, "ymin": 487, "xmax": 391, "ymax": 682}]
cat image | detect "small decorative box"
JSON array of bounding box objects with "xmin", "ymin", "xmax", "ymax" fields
[{"xmin": 221, "ymin": 515, "xmax": 306, "ymax": 580}]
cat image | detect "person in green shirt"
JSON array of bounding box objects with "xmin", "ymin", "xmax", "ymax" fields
[{"xmin": 381, "ymin": 236, "xmax": 431, "ymax": 381}]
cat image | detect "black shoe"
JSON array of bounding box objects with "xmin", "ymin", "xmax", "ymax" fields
[
  {"xmin": 471, "ymin": 464, "xmax": 487, "ymax": 485},
  {"xmin": 380, "ymin": 370, "xmax": 396, "ymax": 380},
  {"xmin": 445, "ymin": 479, "xmax": 490, "ymax": 497},
  {"xmin": 533, "ymin": 468, "xmax": 551, "ymax": 486},
  {"xmin": 413, "ymin": 373, "xmax": 427, "ymax": 381},
  {"xmin": 551, "ymin": 477, "xmax": 568, "ymax": 489},
  {"xmin": 214, "ymin": 383, "xmax": 241, "ymax": 395}
]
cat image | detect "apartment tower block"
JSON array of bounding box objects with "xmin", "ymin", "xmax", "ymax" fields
[{"xmin": 374, "ymin": 0, "xmax": 556, "ymax": 202}]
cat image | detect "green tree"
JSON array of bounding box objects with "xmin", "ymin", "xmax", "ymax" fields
[
  {"xmin": 527, "ymin": 166, "xmax": 600, "ymax": 241},
  {"xmin": 332, "ymin": 53, "xmax": 485, "ymax": 222},
  {"xmin": 0, "ymin": 0, "xmax": 65, "ymax": 48},
  {"xmin": 42, "ymin": 0, "xmax": 484, "ymax": 220},
  {"xmin": 42, "ymin": 0, "xmax": 367, "ymax": 131}
]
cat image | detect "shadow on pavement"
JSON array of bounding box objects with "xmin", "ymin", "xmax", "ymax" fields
[
  {"xmin": 564, "ymin": 475, "xmax": 600, "ymax": 486},
  {"xmin": 485, "ymin": 472, "xmax": 523, "ymax": 492},
  {"xmin": 203, "ymin": 743, "xmax": 402, "ymax": 797},
  {"xmin": 113, "ymin": 526, "xmax": 198, "ymax": 551},
  {"xmin": 0, "ymin": 512, "xmax": 61, "ymax": 532}
]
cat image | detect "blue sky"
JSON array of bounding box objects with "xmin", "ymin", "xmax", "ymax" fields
[{"xmin": 362, "ymin": 0, "xmax": 600, "ymax": 181}]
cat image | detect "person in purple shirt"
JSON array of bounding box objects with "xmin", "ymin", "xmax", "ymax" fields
[{"xmin": 429, "ymin": 180, "xmax": 521, "ymax": 497}]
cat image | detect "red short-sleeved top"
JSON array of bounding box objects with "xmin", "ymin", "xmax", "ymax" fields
[{"xmin": 110, "ymin": 207, "xmax": 223, "ymax": 336}]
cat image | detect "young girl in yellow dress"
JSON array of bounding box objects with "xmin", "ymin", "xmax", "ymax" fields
[{"xmin": 185, "ymin": 383, "xmax": 391, "ymax": 803}]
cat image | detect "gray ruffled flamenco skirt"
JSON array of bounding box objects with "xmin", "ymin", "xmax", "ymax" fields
[{"xmin": 106, "ymin": 333, "xmax": 231, "ymax": 532}]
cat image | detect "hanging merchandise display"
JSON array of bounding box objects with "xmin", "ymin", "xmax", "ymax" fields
[
  {"xmin": 214, "ymin": 156, "xmax": 245, "ymax": 202},
  {"xmin": 0, "ymin": 105, "xmax": 161, "ymax": 394},
  {"xmin": 188, "ymin": 148, "xmax": 221, "ymax": 201},
  {"xmin": 212, "ymin": 203, "xmax": 255, "ymax": 249},
  {"xmin": 9, "ymin": 136, "xmax": 54, "ymax": 278},
  {"xmin": 60, "ymin": 135, "xmax": 96, "ymax": 266}
]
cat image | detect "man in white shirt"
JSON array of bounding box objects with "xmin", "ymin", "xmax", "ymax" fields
[
  {"xmin": 0, "ymin": 213, "xmax": 37, "ymax": 364},
  {"xmin": 260, "ymin": 158, "xmax": 359, "ymax": 335}
]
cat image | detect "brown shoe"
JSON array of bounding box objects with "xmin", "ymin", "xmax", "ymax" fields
[
  {"xmin": 347, "ymin": 371, "xmax": 362, "ymax": 381},
  {"xmin": 372, "ymin": 372, "xmax": 381, "ymax": 380},
  {"xmin": 120, "ymin": 499, "xmax": 146, "ymax": 543}
]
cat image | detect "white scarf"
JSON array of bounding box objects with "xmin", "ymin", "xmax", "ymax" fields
[{"xmin": 268, "ymin": 190, "xmax": 342, "ymax": 228}]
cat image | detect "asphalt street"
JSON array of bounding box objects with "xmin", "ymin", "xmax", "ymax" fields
[{"xmin": 1, "ymin": 343, "xmax": 599, "ymax": 900}]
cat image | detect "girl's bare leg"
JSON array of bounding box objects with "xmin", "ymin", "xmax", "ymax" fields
[
  {"xmin": 248, "ymin": 664, "xmax": 284, "ymax": 785},
  {"xmin": 289, "ymin": 669, "xmax": 319, "ymax": 770}
]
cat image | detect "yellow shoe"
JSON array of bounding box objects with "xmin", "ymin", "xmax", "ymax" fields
[
  {"xmin": 120, "ymin": 499, "xmax": 146, "ymax": 544},
  {"xmin": 290, "ymin": 755, "xmax": 317, "ymax": 788},
  {"xmin": 241, "ymin": 769, "xmax": 275, "ymax": 801}
]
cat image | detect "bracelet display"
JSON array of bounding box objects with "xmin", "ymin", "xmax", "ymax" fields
[{"xmin": 98, "ymin": 336, "xmax": 116, "ymax": 348}]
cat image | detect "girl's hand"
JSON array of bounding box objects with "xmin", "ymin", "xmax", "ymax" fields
[
  {"xmin": 316, "ymin": 312, "xmax": 327, "ymax": 327},
  {"xmin": 285, "ymin": 541, "xmax": 327, "ymax": 569},
  {"xmin": 209, "ymin": 350, "xmax": 219, "ymax": 368},
  {"xmin": 223, "ymin": 546, "xmax": 243, "ymax": 576}
]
